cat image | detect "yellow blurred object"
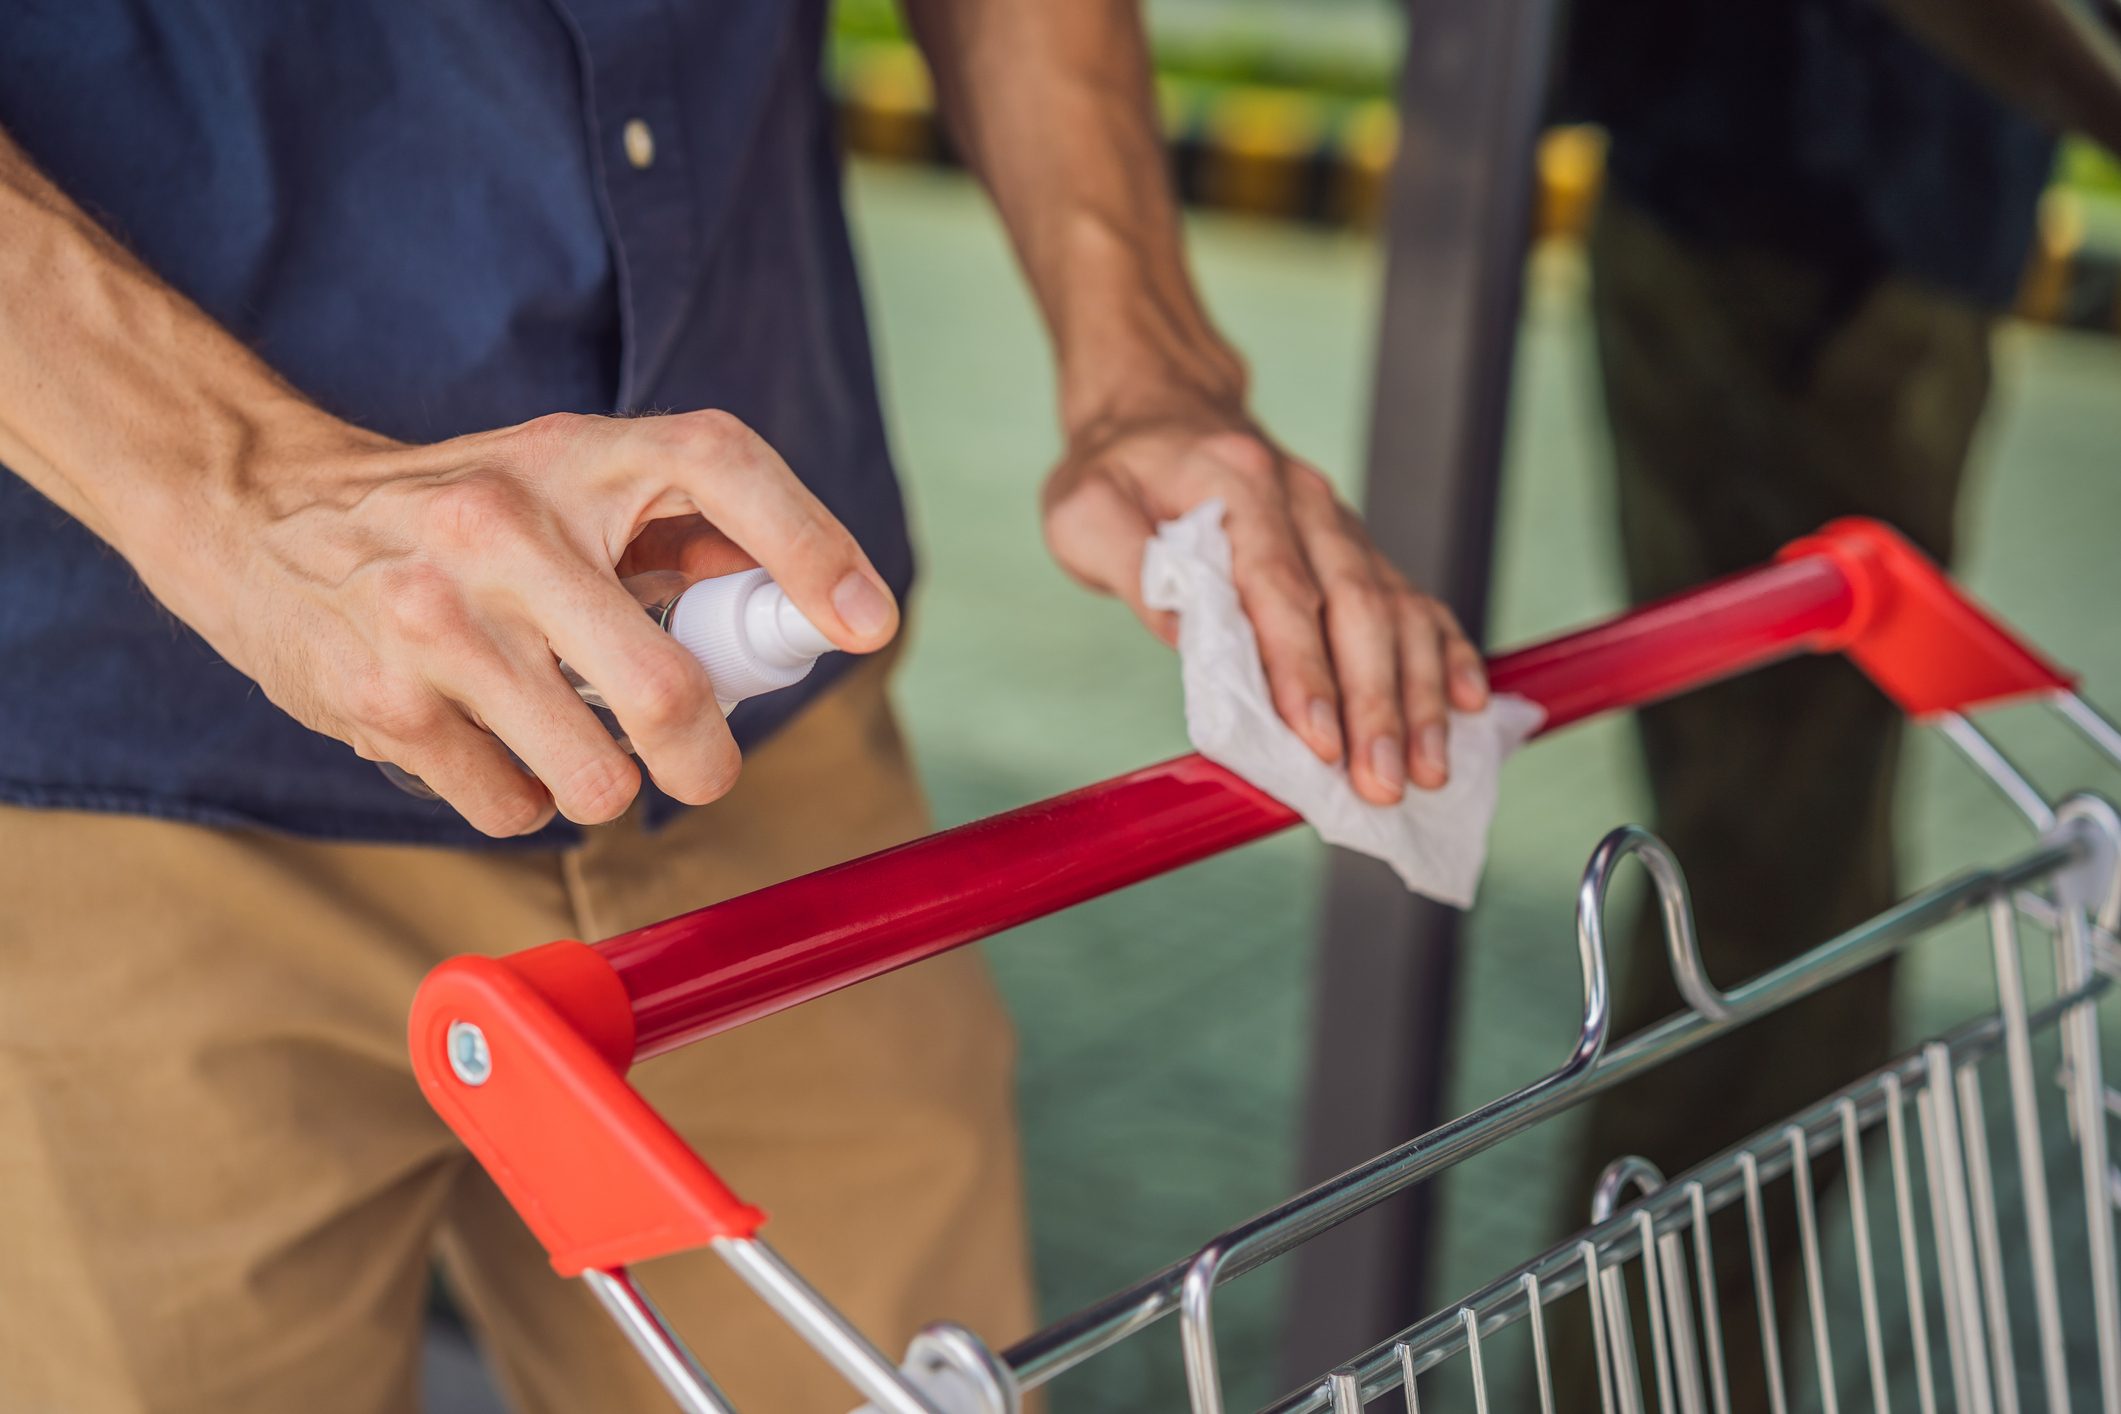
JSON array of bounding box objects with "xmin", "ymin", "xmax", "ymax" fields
[
  {"xmin": 1536, "ymin": 125, "xmax": 1607, "ymax": 243},
  {"xmin": 1331, "ymin": 99, "xmax": 1398, "ymax": 228},
  {"xmin": 1200, "ymin": 88, "xmax": 1324, "ymax": 217},
  {"xmin": 2016, "ymin": 188, "xmax": 2085, "ymax": 325},
  {"xmin": 818, "ymin": 40, "xmax": 2112, "ymax": 335},
  {"xmin": 841, "ymin": 45, "xmax": 938, "ymax": 161}
]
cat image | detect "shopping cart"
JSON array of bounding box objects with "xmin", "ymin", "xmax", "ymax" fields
[{"xmin": 409, "ymin": 517, "xmax": 2121, "ymax": 1414}]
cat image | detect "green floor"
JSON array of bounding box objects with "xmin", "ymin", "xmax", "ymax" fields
[{"xmin": 846, "ymin": 160, "xmax": 2121, "ymax": 1411}]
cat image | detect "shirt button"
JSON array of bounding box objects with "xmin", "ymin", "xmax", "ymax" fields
[{"xmin": 622, "ymin": 118, "xmax": 655, "ymax": 170}]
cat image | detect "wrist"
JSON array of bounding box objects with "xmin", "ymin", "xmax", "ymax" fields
[
  {"xmin": 1058, "ymin": 346, "xmax": 1255, "ymax": 455},
  {"xmin": 1041, "ymin": 215, "xmax": 1248, "ymax": 441},
  {"xmin": 1059, "ymin": 339, "xmax": 1251, "ymax": 449},
  {"xmin": 122, "ymin": 399, "xmax": 394, "ymax": 643}
]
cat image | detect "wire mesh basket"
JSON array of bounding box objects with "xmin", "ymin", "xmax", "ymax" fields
[{"xmin": 409, "ymin": 518, "xmax": 2121, "ymax": 1414}]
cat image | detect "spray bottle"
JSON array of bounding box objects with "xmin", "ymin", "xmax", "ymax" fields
[{"xmin": 382, "ymin": 567, "xmax": 835, "ymax": 799}]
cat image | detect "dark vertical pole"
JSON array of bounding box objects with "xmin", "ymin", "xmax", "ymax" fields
[{"xmin": 1278, "ymin": 0, "xmax": 1559, "ymax": 1387}]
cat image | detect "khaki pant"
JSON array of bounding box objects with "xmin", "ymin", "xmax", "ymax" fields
[
  {"xmin": 1555, "ymin": 195, "xmax": 1994, "ymax": 1412},
  {"xmin": 0, "ymin": 659, "xmax": 1036, "ymax": 1413}
]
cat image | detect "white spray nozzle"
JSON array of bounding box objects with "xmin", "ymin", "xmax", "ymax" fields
[
  {"xmin": 759, "ymin": 586, "xmax": 836, "ymax": 662},
  {"xmin": 666, "ymin": 568, "xmax": 835, "ymax": 711}
]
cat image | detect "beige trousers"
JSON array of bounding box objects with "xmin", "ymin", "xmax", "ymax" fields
[{"xmin": 0, "ymin": 659, "xmax": 1036, "ymax": 1413}]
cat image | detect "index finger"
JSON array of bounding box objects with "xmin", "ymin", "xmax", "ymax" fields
[{"xmin": 617, "ymin": 412, "xmax": 899, "ymax": 655}]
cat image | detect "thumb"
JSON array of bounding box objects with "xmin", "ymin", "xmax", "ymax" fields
[{"xmin": 1043, "ymin": 473, "xmax": 1178, "ymax": 646}]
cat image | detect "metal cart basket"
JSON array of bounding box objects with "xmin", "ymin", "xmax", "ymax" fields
[{"xmin": 410, "ymin": 518, "xmax": 2121, "ymax": 1414}]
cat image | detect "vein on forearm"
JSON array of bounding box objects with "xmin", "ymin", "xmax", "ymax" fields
[{"xmin": 0, "ymin": 134, "xmax": 345, "ymax": 568}]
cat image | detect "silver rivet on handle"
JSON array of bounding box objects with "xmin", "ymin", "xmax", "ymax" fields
[{"xmin": 447, "ymin": 1020, "xmax": 492, "ymax": 1086}]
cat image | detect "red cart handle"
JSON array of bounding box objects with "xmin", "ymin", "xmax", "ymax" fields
[{"xmin": 409, "ymin": 517, "xmax": 2071, "ymax": 1275}]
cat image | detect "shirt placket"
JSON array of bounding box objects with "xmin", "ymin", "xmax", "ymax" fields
[{"xmin": 560, "ymin": 0, "xmax": 702, "ymax": 413}]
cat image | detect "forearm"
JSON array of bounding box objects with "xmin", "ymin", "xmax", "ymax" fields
[
  {"xmin": 901, "ymin": 0, "xmax": 1245, "ymax": 432},
  {"xmin": 0, "ymin": 132, "xmax": 367, "ymax": 615},
  {"xmin": 905, "ymin": 0, "xmax": 1492, "ymax": 802},
  {"xmin": 0, "ymin": 133, "xmax": 902, "ymax": 836}
]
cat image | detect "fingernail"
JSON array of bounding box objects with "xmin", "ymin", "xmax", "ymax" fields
[
  {"xmin": 832, "ymin": 573, "xmax": 893, "ymax": 639},
  {"xmin": 1456, "ymin": 661, "xmax": 1488, "ymax": 700},
  {"xmin": 1308, "ymin": 698, "xmax": 1343, "ymax": 758},
  {"xmin": 1420, "ymin": 723, "xmax": 1449, "ymax": 778},
  {"xmin": 1369, "ymin": 737, "xmax": 1405, "ymax": 795}
]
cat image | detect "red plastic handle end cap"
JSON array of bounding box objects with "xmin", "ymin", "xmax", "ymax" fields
[
  {"xmin": 1780, "ymin": 518, "xmax": 2075, "ymax": 717},
  {"xmin": 409, "ymin": 953, "xmax": 765, "ymax": 1276}
]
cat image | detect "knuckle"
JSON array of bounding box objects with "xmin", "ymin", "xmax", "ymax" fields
[
  {"xmin": 1040, "ymin": 472, "xmax": 1116, "ymax": 545},
  {"xmin": 662, "ymin": 741, "xmax": 743, "ymax": 806},
  {"xmin": 473, "ymin": 786, "xmax": 550, "ymax": 839},
  {"xmin": 1400, "ymin": 588, "xmax": 1461, "ymax": 635},
  {"xmin": 782, "ymin": 510, "xmax": 851, "ymax": 566},
  {"xmin": 426, "ymin": 475, "xmax": 532, "ymax": 552},
  {"xmin": 1322, "ymin": 572, "xmax": 1388, "ymax": 621},
  {"xmin": 1252, "ymin": 558, "xmax": 1324, "ymax": 618},
  {"xmin": 624, "ymin": 649, "xmax": 709, "ymax": 733},
  {"xmin": 553, "ymin": 751, "xmax": 639, "ymax": 823},
  {"xmin": 1201, "ymin": 431, "xmax": 1278, "ymax": 482},
  {"xmin": 1290, "ymin": 461, "xmax": 1338, "ymax": 503},
  {"xmin": 1400, "ymin": 643, "xmax": 1445, "ymax": 690},
  {"xmin": 1396, "ymin": 594, "xmax": 1445, "ymax": 637},
  {"xmin": 496, "ymin": 414, "xmax": 582, "ymax": 480},
  {"xmin": 343, "ymin": 669, "xmax": 445, "ymax": 743},
  {"xmin": 516, "ymin": 411, "xmax": 586, "ymax": 450},
  {"xmin": 377, "ymin": 566, "xmax": 468, "ymax": 649},
  {"xmin": 1344, "ymin": 683, "xmax": 1399, "ymax": 725},
  {"xmin": 1403, "ymin": 657, "xmax": 1448, "ymax": 707},
  {"xmin": 672, "ymin": 407, "xmax": 754, "ymax": 458},
  {"xmin": 1268, "ymin": 657, "xmax": 1335, "ymax": 701}
]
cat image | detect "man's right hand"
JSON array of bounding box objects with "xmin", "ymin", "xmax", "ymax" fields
[
  {"xmin": 0, "ymin": 133, "xmax": 899, "ymax": 837},
  {"xmin": 156, "ymin": 411, "xmax": 900, "ymax": 837}
]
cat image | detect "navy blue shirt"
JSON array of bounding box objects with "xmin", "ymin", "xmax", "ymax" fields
[
  {"xmin": 1559, "ymin": 0, "xmax": 2056, "ymax": 308},
  {"xmin": 0, "ymin": 0, "xmax": 912, "ymax": 846}
]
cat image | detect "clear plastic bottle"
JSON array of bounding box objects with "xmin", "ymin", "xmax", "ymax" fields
[{"xmin": 381, "ymin": 567, "xmax": 835, "ymax": 799}]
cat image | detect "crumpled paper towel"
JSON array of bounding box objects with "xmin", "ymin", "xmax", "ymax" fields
[{"xmin": 1141, "ymin": 500, "xmax": 1543, "ymax": 908}]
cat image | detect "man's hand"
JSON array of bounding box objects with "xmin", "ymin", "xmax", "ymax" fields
[
  {"xmin": 905, "ymin": 0, "xmax": 1490, "ymax": 803},
  {"xmin": 162, "ymin": 412, "xmax": 898, "ymax": 837},
  {"xmin": 0, "ymin": 133, "xmax": 895, "ymax": 838},
  {"xmin": 1044, "ymin": 403, "xmax": 1486, "ymax": 806}
]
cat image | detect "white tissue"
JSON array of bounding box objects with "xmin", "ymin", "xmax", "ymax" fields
[{"xmin": 1141, "ymin": 500, "xmax": 1543, "ymax": 908}]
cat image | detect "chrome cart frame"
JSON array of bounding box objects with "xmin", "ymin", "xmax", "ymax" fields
[{"xmin": 409, "ymin": 519, "xmax": 2121, "ymax": 1413}]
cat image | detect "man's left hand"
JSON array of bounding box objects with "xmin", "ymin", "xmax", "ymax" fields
[{"xmin": 1042, "ymin": 403, "xmax": 1488, "ymax": 806}]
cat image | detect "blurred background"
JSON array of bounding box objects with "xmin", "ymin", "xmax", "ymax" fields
[{"xmin": 436, "ymin": 1, "xmax": 2121, "ymax": 1408}]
